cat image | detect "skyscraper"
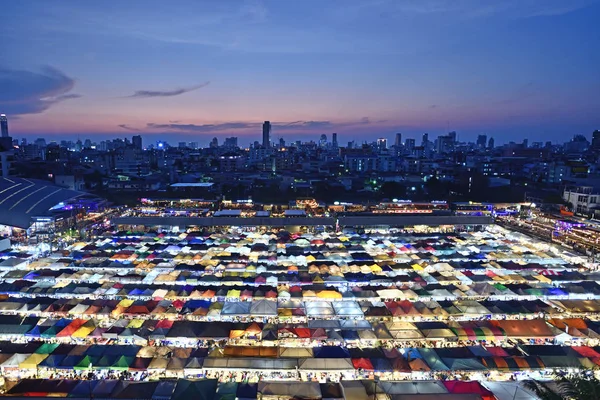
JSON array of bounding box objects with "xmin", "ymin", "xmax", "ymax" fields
[
  {"xmin": 394, "ymin": 133, "xmax": 402, "ymax": 148},
  {"xmin": 332, "ymin": 133, "xmax": 338, "ymax": 148},
  {"xmin": 132, "ymin": 135, "xmax": 142, "ymax": 150},
  {"xmin": 262, "ymin": 121, "xmax": 271, "ymax": 147},
  {"xmin": 224, "ymin": 137, "xmax": 238, "ymax": 148},
  {"xmin": 421, "ymin": 133, "xmax": 429, "ymax": 147},
  {"xmin": 477, "ymin": 134, "xmax": 487, "ymax": 149},
  {"xmin": 488, "ymin": 137, "xmax": 495, "ymax": 149},
  {"xmin": 319, "ymin": 134, "xmax": 327, "ymax": 147},
  {"xmin": 376, "ymin": 138, "xmax": 387, "ymax": 151},
  {"xmin": 0, "ymin": 115, "xmax": 8, "ymax": 138},
  {"xmin": 592, "ymin": 130, "xmax": 600, "ymax": 150},
  {"xmin": 405, "ymin": 138, "xmax": 415, "ymax": 152},
  {"xmin": 448, "ymin": 131, "xmax": 457, "ymax": 143}
]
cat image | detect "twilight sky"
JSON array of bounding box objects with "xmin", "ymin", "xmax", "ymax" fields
[{"xmin": 2, "ymin": 0, "xmax": 599, "ymax": 146}]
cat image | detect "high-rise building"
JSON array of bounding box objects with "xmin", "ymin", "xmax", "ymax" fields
[
  {"xmin": 448, "ymin": 131, "xmax": 457, "ymax": 143},
  {"xmin": 477, "ymin": 134, "xmax": 487, "ymax": 149},
  {"xmin": 405, "ymin": 138, "xmax": 415, "ymax": 152},
  {"xmin": 262, "ymin": 121, "xmax": 271, "ymax": 147},
  {"xmin": 210, "ymin": 137, "xmax": 218, "ymax": 148},
  {"xmin": 522, "ymin": 139, "xmax": 528, "ymax": 148},
  {"xmin": 224, "ymin": 137, "xmax": 238, "ymax": 148},
  {"xmin": 132, "ymin": 135, "xmax": 142, "ymax": 150},
  {"xmin": 421, "ymin": 133, "xmax": 429, "ymax": 147},
  {"xmin": 319, "ymin": 134, "xmax": 327, "ymax": 147},
  {"xmin": 488, "ymin": 137, "xmax": 495, "ymax": 149},
  {"xmin": 376, "ymin": 138, "xmax": 387, "ymax": 151},
  {"xmin": 591, "ymin": 130, "xmax": 600, "ymax": 150},
  {"xmin": 332, "ymin": 133, "xmax": 338, "ymax": 148},
  {"xmin": 436, "ymin": 135, "xmax": 454, "ymax": 154},
  {"xmin": 0, "ymin": 114, "xmax": 8, "ymax": 138},
  {"xmin": 394, "ymin": 133, "xmax": 402, "ymax": 148}
]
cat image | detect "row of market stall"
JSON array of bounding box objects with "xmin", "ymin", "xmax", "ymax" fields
[
  {"xmin": 0, "ymin": 313, "xmax": 598, "ymax": 347},
  {"xmin": 3, "ymin": 295, "xmax": 600, "ymax": 324},
  {"xmin": 3, "ymin": 378, "xmax": 534, "ymax": 400},
  {"xmin": 1, "ymin": 340, "xmax": 597, "ymax": 374}
]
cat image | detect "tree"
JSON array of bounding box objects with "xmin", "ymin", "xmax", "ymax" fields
[{"xmin": 523, "ymin": 374, "xmax": 600, "ymax": 400}]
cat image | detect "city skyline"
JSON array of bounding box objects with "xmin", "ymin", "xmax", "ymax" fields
[{"xmin": 2, "ymin": 0, "xmax": 600, "ymax": 142}]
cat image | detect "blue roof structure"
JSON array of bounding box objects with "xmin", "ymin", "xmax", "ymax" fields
[{"xmin": 0, "ymin": 177, "xmax": 84, "ymax": 228}]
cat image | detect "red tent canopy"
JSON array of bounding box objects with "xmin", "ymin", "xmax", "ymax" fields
[
  {"xmin": 352, "ymin": 358, "xmax": 374, "ymax": 371},
  {"xmin": 573, "ymin": 346, "xmax": 600, "ymax": 358},
  {"xmin": 443, "ymin": 381, "xmax": 495, "ymax": 400}
]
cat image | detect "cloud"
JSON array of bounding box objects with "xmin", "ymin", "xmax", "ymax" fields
[
  {"xmin": 0, "ymin": 66, "xmax": 81, "ymax": 115},
  {"xmin": 147, "ymin": 120, "xmax": 335, "ymax": 133},
  {"xmin": 340, "ymin": 0, "xmax": 596, "ymax": 20},
  {"xmin": 124, "ymin": 81, "xmax": 210, "ymax": 98},
  {"xmin": 146, "ymin": 117, "xmax": 386, "ymax": 133},
  {"xmin": 276, "ymin": 121, "xmax": 333, "ymax": 130},
  {"xmin": 429, "ymin": 104, "xmax": 438, "ymax": 109},
  {"xmin": 147, "ymin": 122, "xmax": 256, "ymax": 132},
  {"xmin": 118, "ymin": 124, "xmax": 141, "ymax": 131}
]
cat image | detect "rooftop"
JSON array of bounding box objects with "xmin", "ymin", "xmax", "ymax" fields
[{"xmin": 0, "ymin": 177, "xmax": 85, "ymax": 229}]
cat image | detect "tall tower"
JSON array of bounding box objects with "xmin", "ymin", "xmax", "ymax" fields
[
  {"xmin": 0, "ymin": 115, "xmax": 8, "ymax": 138},
  {"xmin": 262, "ymin": 121, "xmax": 271, "ymax": 147},
  {"xmin": 394, "ymin": 133, "xmax": 402, "ymax": 147},
  {"xmin": 332, "ymin": 133, "xmax": 338, "ymax": 148}
]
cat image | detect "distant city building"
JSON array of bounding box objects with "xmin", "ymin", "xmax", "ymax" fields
[
  {"xmin": 0, "ymin": 114, "xmax": 8, "ymax": 138},
  {"xmin": 436, "ymin": 134, "xmax": 454, "ymax": 154},
  {"xmin": 376, "ymin": 138, "xmax": 387, "ymax": 151},
  {"xmin": 564, "ymin": 134, "xmax": 589, "ymax": 153},
  {"xmin": 319, "ymin": 134, "xmax": 327, "ymax": 147},
  {"xmin": 332, "ymin": 133, "xmax": 338, "ymax": 148},
  {"xmin": 405, "ymin": 138, "xmax": 415, "ymax": 152},
  {"xmin": 224, "ymin": 137, "xmax": 238, "ymax": 148},
  {"xmin": 591, "ymin": 130, "xmax": 600, "ymax": 150},
  {"xmin": 488, "ymin": 137, "xmax": 495, "ymax": 149},
  {"xmin": 421, "ymin": 133, "xmax": 429, "ymax": 147},
  {"xmin": 448, "ymin": 131, "xmax": 457, "ymax": 143},
  {"xmin": 394, "ymin": 133, "xmax": 402, "ymax": 148},
  {"xmin": 262, "ymin": 121, "xmax": 271, "ymax": 147},
  {"xmin": 132, "ymin": 135, "xmax": 142, "ymax": 150},
  {"xmin": 477, "ymin": 134, "xmax": 487, "ymax": 149},
  {"xmin": 0, "ymin": 151, "xmax": 15, "ymax": 177},
  {"xmin": 210, "ymin": 137, "xmax": 218, "ymax": 148}
]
